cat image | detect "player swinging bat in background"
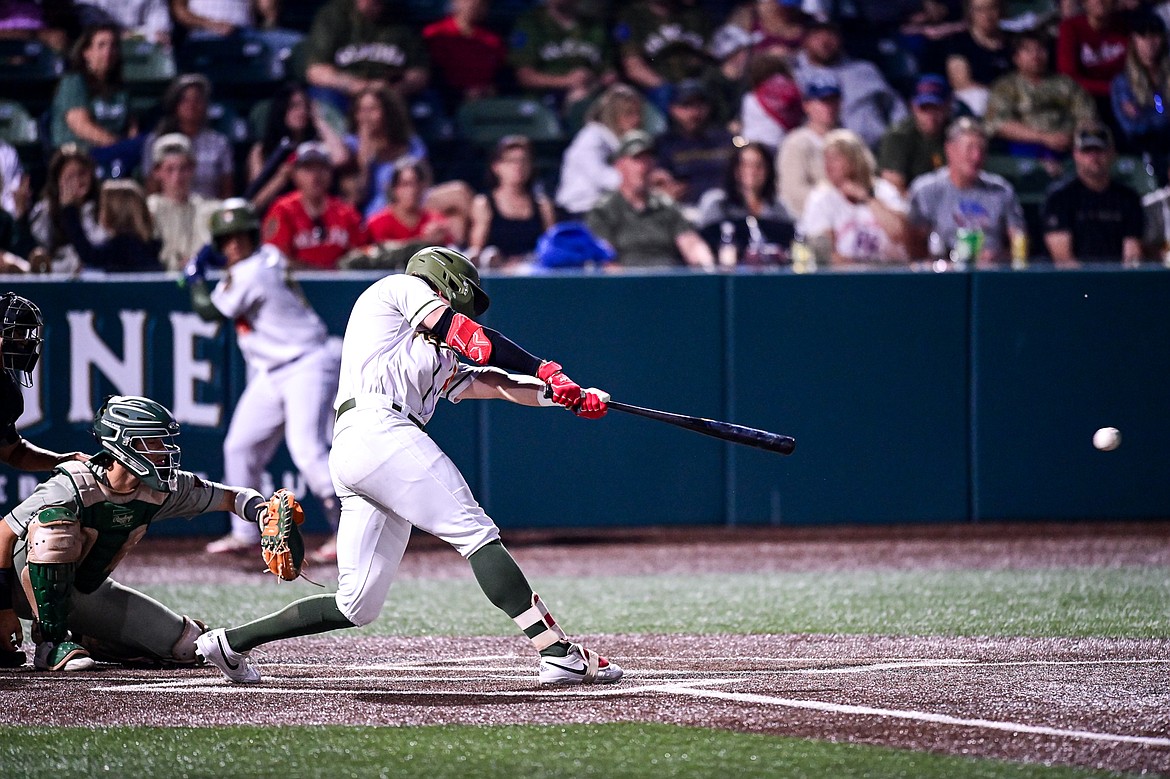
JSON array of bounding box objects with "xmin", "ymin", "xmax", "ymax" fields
[{"xmin": 197, "ymin": 246, "xmax": 623, "ymax": 686}]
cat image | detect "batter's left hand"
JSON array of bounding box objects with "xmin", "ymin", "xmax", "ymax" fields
[{"xmin": 577, "ymin": 388, "xmax": 610, "ymax": 419}]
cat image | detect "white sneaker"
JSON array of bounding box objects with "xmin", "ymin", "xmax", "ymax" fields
[
  {"xmin": 205, "ymin": 534, "xmax": 257, "ymax": 555},
  {"xmin": 539, "ymin": 642, "xmax": 623, "ymax": 685},
  {"xmin": 195, "ymin": 628, "xmax": 261, "ymax": 683},
  {"xmin": 34, "ymin": 640, "xmax": 95, "ymax": 671}
]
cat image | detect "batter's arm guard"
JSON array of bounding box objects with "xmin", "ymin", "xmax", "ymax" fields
[{"xmin": 432, "ymin": 308, "xmax": 543, "ymax": 376}]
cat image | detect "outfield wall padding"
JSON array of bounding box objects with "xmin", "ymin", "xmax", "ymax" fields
[{"xmin": 1, "ymin": 267, "xmax": 1164, "ymax": 533}]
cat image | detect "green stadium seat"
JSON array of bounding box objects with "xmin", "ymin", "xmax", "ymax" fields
[
  {"xmin": 1112, "ymin": 155, "xmax": 1159, "ymax": 197},
  {"xmin": 208, "ymin": 102, "xmax": 251, "ymax": 145},
  {"xmin": 121, "ymin": 39, "xmax": 177, "ymax": 94},
  {"xmin": 0, "ymin": 100, "xmax": 38, "ymax": 147},
  {"xmin": 983, "ymin": 153, "xmax": 1059, "ymax": 206},
  {"xmin": 456, "ymin": 97, "xmax": 563, "ymax": 147}
]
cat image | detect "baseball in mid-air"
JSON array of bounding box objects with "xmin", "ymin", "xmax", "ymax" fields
[{"xmin": 1093, "ymin": 427, "xmax": 1121, "ymax": 451}]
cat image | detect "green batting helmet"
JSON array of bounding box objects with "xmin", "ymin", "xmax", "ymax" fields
[
  {"xmin": 92, "ymin": 396, "xmax": 181, "ymax": 493},
  {"xmin": 405, "ymin": 246, "xmax": 490, "ymax": 317},
  {"xmin": 209, "ymin": 198, "xmax": 260, "ymax": 241}
]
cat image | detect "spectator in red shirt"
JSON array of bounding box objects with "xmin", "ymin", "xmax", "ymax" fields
[
  {"xmin": 367, "ymin": 162, "xmax": 453, "ymax": 243},
  {"xmin": 423, "ymin": 0, "xmax": 508, "ymax": 109},
  {"xmin": 1058, "ymin": 0, "xmax": 1129, "ymax": 108},
  {"xmin": 262, "ymin": 142, "xmax": 371, "ymax": 270}
]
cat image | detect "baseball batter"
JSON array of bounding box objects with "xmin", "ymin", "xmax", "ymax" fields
[
  {"xmin": 0, "ymin": 395, "xmax": 274, "ymax": 671},
  {"xmin": 187, "ymin": 199, "xmax": 342, "ymax": 561},
  {"xmin": 198, "ymin": 247, "xmax": 622, "ymax": 686}
]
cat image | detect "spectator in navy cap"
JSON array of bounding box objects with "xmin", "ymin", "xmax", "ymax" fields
[
  {"xmin": 655, "ymin": 79, "xmax": 736, "ymax": 207},
  {"xmin": 878, "ymin": 74, "xmax": 953, "ymax": 194},
  {"xmin": 792, "ymin": 18, "xmax": 908, "ymax": 148},
  {"xmin": 777, "ymin": 75, "xmax": 842, "ymax": 217}
]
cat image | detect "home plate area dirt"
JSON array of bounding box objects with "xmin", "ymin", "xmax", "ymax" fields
[{"xmin": 4, "ymin": 525, "xmax": 1170, "ymax": 775}]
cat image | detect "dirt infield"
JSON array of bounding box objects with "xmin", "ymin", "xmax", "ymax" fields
[{"xmin": 4, "ymin": 523, "xmax": 1170, "ymax": 775}]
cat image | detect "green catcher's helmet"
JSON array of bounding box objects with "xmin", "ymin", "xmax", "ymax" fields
[
  {"xmin": 405, "ymin": 246, "xmax": 490, "ymax": 317},
  {"xmin": 209, "ymin": 198, "xmax": 260, "ymax": 242},
  {"xmin": 92, "ymin": 396, "xmax": 181, "ymax": 492}
]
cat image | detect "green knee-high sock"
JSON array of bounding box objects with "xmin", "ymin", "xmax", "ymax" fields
[
  {"xmin": 225, "ymin": 593, "xmax": 354, "ymax": 653},
  {"xmin": 468, "ymin": 540, "xmax": 568, "ymax": 657}
]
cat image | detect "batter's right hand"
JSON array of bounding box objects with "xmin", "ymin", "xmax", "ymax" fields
[{"xmin": 537, "ymin": 361, "xmax": 582, "ymax": 409}]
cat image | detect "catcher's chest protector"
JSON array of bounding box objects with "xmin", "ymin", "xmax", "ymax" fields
[{"xmin": 55, "ymin": 461, "xmax": 166, "ymax": 593}]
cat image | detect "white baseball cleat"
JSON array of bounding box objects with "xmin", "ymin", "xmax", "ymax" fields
[
  {"xmin": 539, "ymin": 643, "xmax": 623, "ymax": 685},
  {"xmin": 195, "ymin": 628, "xmax": 261, "ymax": 684},
  {"xmin": 205, "ymin": 534, "xmax": 257, "ymax": 555}
]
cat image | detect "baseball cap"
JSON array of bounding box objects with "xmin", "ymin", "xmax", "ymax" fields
[
  {"xmin": 293, "ymin": 141, "xmax": 332, "ymax": 167},
  {"xmin": 150, "ymin": 132, "xmax": 192, "ymax": 165},
  {"xmin": 1073, "ymin": 122, "xmax": 1112, "ymax": 151},
  {"xmin": 609, "ymin": 130, "xmax": 656, "ymax": 162},
  {"xmin": 709, "ymin": 23, "xmax": 759, "ymax": 60},
  {"xmin": 672, "ymin": 79, "xmax": 708, "ymax": 106},
  {"xmin": 802, "ymin": 76, "xmax": 841, "ymax": 101},
  {"xmin": 912, "ymin": 74, "xmax": 951, "ymax": 107}
]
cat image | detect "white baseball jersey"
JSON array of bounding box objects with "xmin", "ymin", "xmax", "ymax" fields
[
  {"xmin": 209, "ymin": 243, "xmax": 340, "ymax": 544},
  {"xmin": 335, "ymin": 274, "xmax": 483, "ymax": 422},
  {"xmin": 329, "ymin": 273, "xmax": 501, "ymax": 627},
  {"xmin": 211, "ymin": 244, "xmax": 329, "ymax": 372}
]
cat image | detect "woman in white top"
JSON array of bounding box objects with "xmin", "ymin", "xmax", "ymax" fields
[
  {"xmin": 555, "ymin": 83, "xmax": 644, "ymax": 217},
  {"xmin": 799, "ymin": 128, "xmax": 909, "ymax": 265}
]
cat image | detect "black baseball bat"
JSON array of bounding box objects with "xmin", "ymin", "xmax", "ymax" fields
[{"xmin": 607, "ymin": 400, "xmax": 796, "ymax": 456}]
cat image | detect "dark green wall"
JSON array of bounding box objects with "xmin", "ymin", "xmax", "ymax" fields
[{"xmin": 2, "ymin": 267, "xmax": 1165, "ymax": 533}]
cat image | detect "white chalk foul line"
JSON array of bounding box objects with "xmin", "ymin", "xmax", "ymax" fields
[{"xmin": 654, "ymin": 684, "xmax": 1170, "ymax": 748}]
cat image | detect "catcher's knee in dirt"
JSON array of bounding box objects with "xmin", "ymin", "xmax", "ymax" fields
[
  {"xmin": 23, "ymin": 507, "xmax": 84, "ymax": 643},
  {"xmin": 170, "ymin": 616, "xmax": 208, "ymax": 664}
]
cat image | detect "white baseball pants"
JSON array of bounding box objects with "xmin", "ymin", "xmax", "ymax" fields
[{"xmin": 328, "ymin": 398, "xmax": 500, "ymax": 626}]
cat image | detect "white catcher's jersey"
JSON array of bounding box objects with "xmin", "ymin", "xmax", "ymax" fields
[
  {"xmin": 336, "ymin": 274, "xmax": 483, "ymax": 424},
  {"xmin": 211, "ymin": 244, "xmax": 329, "ymax": 371}
]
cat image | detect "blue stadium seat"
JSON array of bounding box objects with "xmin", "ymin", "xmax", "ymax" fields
[
  {"xmin": 178, "ymin": 37, "xmax": 285, "ymax": 98},
  {"xmin": 0, "ymin": 39, "xmax": 64, "ymax": 115}
]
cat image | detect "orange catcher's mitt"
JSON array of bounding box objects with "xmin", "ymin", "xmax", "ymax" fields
[{"xmin": 260, "ymin": 489, "xmax": 305, "ymax": 580}]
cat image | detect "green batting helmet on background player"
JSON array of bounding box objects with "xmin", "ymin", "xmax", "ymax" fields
[
  {"xmin": 208, "ymin": 198, "xmax": 260, "ymax": 246},
  {"xmin": 405, "ymin": 246, "xmax": 490, "ymax": 317},
  {"xmin": 92, "ymin": 396, "xmax": 181, "ymax": 492}
]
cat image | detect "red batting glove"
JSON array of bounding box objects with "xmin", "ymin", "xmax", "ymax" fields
[
  {"xmin": 577, "ymin": 388, "xmax": 609, "ymax": 419},
  {"xmin": 537, "ymin": 361, "xmax": 582, "ymax": 409}
]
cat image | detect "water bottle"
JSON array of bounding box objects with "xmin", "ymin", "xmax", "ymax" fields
[
  {"xmin": 791, "ymin": 229, "xmax": 815, "ymax": 274},
  {"xmin": 718, "ymin": 221, "xmax": 737, "ymax": 267}
]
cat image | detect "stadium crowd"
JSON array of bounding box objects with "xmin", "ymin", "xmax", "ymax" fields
[{"xmin": 0, "ymin": 0, "xmax": 1167, "ymax": 271}]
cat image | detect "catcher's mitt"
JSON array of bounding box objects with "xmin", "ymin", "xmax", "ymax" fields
[{"xmin": 260, "ymin": 489, "xmax": 305, "ymax": 580}]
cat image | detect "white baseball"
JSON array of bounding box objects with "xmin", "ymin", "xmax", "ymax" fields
[{"xmin": 1093, "ymin": 427, "xmax": 1121, "ymax": 451}]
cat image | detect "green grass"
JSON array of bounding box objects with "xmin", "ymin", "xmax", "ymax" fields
[
  {"xmin": 0, "ymin": 724, "xmax": 1129, "ymax": 779},
  {"xmin": 137, "ymin": 566, "xmax": 1170, "ymax": 639}
]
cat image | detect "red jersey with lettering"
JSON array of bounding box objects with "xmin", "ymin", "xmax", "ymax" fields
[
  {"xmin": 368, "ymin": 208, "xmax": 451, "ymax": 242},
  {"xmin": 262, "ymin": 192, "xmax": 370, "ymax": 270},
  {"xmin": 1056, "ymin": 15, "xmax": 1129, "ymax": 97}
]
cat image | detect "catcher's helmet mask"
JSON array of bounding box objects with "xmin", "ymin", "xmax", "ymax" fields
[
  {"xmin": 93, "ymin": 395, "xmax": 182, "ymax": 492},
  {"xmin": 0, "ymin": 292, "xmax": 43, "ymax": 386}
]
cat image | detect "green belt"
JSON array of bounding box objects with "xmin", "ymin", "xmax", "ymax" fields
[{"xmin": 335, "ymin": 398, "xmax": 424, "ymax": 430}]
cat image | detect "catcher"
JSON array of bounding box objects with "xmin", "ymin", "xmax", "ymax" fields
[{"xmin": 0, "ymin": 394, "xmax": 301, "ymax": 671}]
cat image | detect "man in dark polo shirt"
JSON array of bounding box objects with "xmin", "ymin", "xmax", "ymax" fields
[
  {"xmin": 655, "ymin": 80, "xmax": 735, "ymax": 207},
  {"xmin": 587, "ymin": 131, "xmax": 714, "ymax": 268},
  {"xmin": 878, "ymin": 74, "xmax": 951, "ymax": 195},
  {"xmin": 304, "ymin": 0, "xmax": 430, "ymax": 110},
  {"xmin": 1042, "ymin": 122, "xmax": 1144, "ymax": 266}
]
